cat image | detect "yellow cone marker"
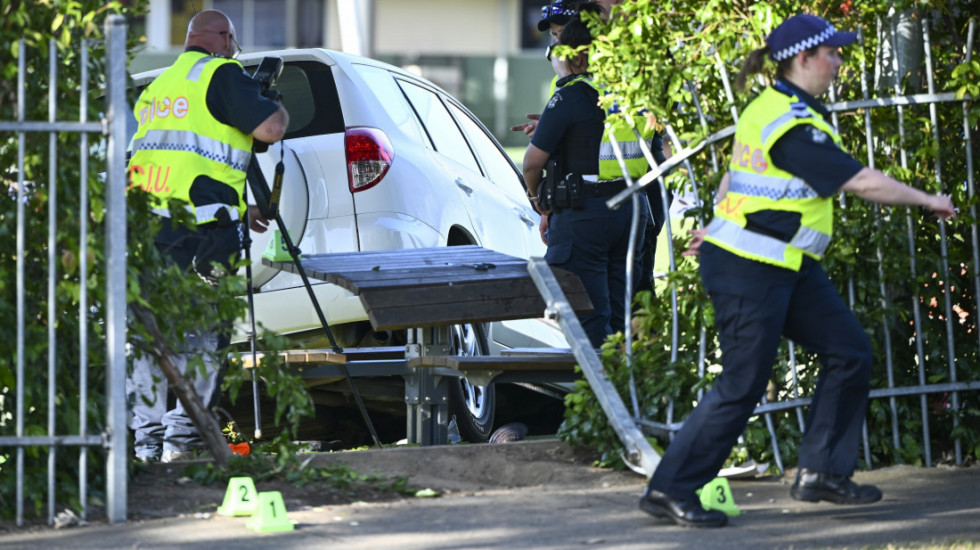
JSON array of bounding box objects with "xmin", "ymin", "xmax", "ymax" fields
[
  {"xmin": 246, "ymin": 491, "xmax": 294, "ymax": 532},
  {"xmin": 217, "ymin": 476, "xmax": 258, "ymax": 517},
  {"xmin": 262, "ymin": 230, "xmax": 292, "ymax": 262},
  {"xmin": 697, "ymin": 477, "xmax": 741, "ymax": 516}
]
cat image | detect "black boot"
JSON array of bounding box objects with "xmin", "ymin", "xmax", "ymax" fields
[
  {"xmin": 639, "ymin": 489, "xmax": 728, "ymax": 528},
  {"xmin": 790, "ymin": 468, "xmax": 882, "ymax": 504}
]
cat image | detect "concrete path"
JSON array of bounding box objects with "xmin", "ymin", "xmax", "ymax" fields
[{"xmin": 2, "ymin": 441, "xmax": 978, "ymax": 549}]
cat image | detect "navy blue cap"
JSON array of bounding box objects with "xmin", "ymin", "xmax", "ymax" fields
[
  {"xmin": 538, "ymin": 1, "xmax": 578, "ymax": 32},
  {"xmin": 766, "ymin": 14, "xmax": 857, "ymax": 61}
]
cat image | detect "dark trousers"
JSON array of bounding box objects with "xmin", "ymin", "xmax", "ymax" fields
[
  {"xmin": 635, "ymin": 181, "xmax": 671, "ymax": 295},
  {"xmin": 648, "ymin": 243, "xmax": 873, "ymax": 499},
  {"xmin": 128, "ymin": 219, "xmax": 240, "ymax": 457},
  {"xmin": 545, "ymin": 195, "xmax": 648, "ymax": 347}
]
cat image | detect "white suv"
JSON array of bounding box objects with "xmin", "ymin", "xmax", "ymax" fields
[{"xmin": 132, "ymin": 49, "xmax": 566, "ymax": 443}]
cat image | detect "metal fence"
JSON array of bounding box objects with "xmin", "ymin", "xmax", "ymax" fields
[
  {"xmin": 0, "ymin": 16, "xmax": 129, "ymax": 526},
  {"xmin": 611, "ymin": 16, "xmax": 979, "ymax": 473}
]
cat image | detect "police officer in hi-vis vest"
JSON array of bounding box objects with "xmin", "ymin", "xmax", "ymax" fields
[
  {"xmin": 522, "ymin": 4, "xmax": 649, "ymax": 348},
  {"xmin": 126, "ymin": 9, "xmax": 289, "ymax": 463},
  {"xmin": 639, "ymin": 14, "xmax": 955, "ymax": 528},
  {"xmin": 516, "ymin": 1, "xmax": 671, "ymax": 299}
]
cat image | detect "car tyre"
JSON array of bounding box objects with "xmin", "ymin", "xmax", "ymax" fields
[{"xmin": 447, "ymin": 322, "xmax": 495, "ymax": 442}]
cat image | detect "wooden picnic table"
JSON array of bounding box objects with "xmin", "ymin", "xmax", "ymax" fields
[
  {"xmin": 264, "ymin": 245, "xmax": 592, "ymax": 445},
  {"xmin": 268, "ymin": 245, "xmax": 592, "ymax": 330}
]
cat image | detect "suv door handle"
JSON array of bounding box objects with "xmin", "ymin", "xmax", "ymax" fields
[
  {"xmin": 455, "ymin": 178, "xmax": 473, "ymax": 195},
  {"xmin": 517, "ymin": 208, "xmax": 535, "ymax": 227}
]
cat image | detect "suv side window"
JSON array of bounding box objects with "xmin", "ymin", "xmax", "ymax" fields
[
  {"xmin": 397, "ymin": 80, "xmax": 481, "ymax": 173},
  {"xmin": 352, "ymin": 64, "xmax": 428, "ymax": 146},
  {"xmin": 447, "ymin": 102, "xmax": 528, "ymax": 203}
]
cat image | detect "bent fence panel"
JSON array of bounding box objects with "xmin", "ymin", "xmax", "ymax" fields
[
  {"xmin": 620, "ymin": 16, "xmax": 978, "ymax": 472},
  {"xmin": 0, "ymin": 17, "xmax": 128, "ymax": 526}
]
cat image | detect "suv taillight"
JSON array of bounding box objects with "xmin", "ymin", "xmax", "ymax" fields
[{"xmin": 345, "ymin": 127, "xmax": 393, "ymax": 192}]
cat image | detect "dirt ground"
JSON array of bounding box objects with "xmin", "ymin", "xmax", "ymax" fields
[
  {"xmin": 126, "ymin": 439, "xmax": 628, "ymax": 522},
  {"xmin": 127, "ymin": 460, "xmax": 406, "ymax": 520}
]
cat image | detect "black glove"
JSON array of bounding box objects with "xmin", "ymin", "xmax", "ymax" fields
[{"xmin": 260, "ymin": 88, "xmax": 282, "ymax": 103}]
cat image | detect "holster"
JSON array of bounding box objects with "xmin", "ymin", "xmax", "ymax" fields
[{"xmin": 542, "ymin": 172, "xmax": 584, "ymax": 213}]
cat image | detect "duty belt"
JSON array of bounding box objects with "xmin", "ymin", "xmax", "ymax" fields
[{"xmin": 583, "ymin": 179, "xmax": 627, "ymax": 197}]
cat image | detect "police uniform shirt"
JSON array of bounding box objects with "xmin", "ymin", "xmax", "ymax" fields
[
  {"xmin": 186, "ymin": 45, "xmax": 281, "ymax": 210},
  {"xmin": 530, "ymin": 75, "xmax": 604, "ymax": 175}
]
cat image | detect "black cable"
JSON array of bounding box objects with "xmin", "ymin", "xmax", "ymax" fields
[{"xmin": 246, "ymin": 152, "xmax": 383, "ymax": 449}]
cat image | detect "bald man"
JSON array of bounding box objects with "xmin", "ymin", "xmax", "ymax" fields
[{"xmin": 127, "ymin": 9, "xmax": 288, "ymax": 463}]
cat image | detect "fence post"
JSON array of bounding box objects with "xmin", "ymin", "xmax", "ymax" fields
[{"xmin": 104, "ymin": 13, "xmax": 128, "ymax": 524}]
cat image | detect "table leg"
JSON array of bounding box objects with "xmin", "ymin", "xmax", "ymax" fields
[{"xmin": 404, "ymin": 327, "xmax": 450, "ymax": 446}]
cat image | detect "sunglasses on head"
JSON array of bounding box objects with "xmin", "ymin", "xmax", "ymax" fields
[{"xmin": 540, "ymin": 2, "xmax": 578, "ymax": 20}]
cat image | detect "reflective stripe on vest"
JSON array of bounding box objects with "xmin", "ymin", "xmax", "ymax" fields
[
  {"xmin": 705, "ymin": 86, "xmax": 840, "ymax": 271},
  {"xmin": 152, "ymin": 203, "xmax": 241, "ymax": 224},
  {"xmin": 131, "ymin": 129, "xmax": 252, "ymax": 173},
  {"xmin": 728, "ymin": 170, "xmax": 819, "ymax": 201},
  {"xmin": 128, "ymin": 51, "xmax": 252, "ymax": 224},
  {"xmin": 706, "ymin": 217, "xmax": 832, "ymax": 262}
]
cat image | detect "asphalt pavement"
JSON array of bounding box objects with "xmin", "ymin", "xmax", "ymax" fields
[{"xmin": 2, "ymin": 440, "xmax": 978, "ymax": 549}]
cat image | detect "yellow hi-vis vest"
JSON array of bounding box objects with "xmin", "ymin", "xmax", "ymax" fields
[
  {"xmin": 128, "ymin": 51, "xmax": 252, "ymax": 224},
  {"xmin": 563, "ymin": 75, "xmax": 655, "ymax": 182},
  {"xmin": 703, "ymin": 86, "xmax": 841, "ymax": 271},
  {"xmin": 598, "ymin": 107, "xmax": 656, "ymax": 182}
]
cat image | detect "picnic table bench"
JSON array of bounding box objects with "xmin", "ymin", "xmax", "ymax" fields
[{"xmin": 264, "ymin": 245, "xmax": 592, "ymax": 445}]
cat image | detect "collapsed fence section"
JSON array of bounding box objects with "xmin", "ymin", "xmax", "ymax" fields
[
  {"xmin": 0, "ymin": 16, "xmax": 129, "ymax": 526},
  {"xmin": 610, "ymin": 16, "xmax": 978, "ymax": 473}
]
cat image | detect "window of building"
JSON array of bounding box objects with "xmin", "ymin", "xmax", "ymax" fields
[
  {"xmin": 169, "ymin": 0, "xmax": 196, "ymax": 46},
  {"xmin": 163, "ymin": 0, "xmax": 324, "ymax": 50},
  {"xmin": 521, "ymin": 0, "xmax": 552, "ymax": 51},
  {"xmin": 295, "ymin": 0, "xmax": 324, "ymax": 47}
]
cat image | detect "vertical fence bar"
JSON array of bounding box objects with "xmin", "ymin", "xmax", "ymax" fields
[
  {"xmin": 79, "ymin": 40, "xmax": 91, "ymax": 522},
  {"xmin": 650, "ymin": 123, "xmax": 682, "ymax": 432},
  {"xmin": 105, "ymin": 14, "xmax": 129, "ymax": 523},
  {"xmin": 787, "ymin": 342, "xmax": 806, "ymax": 431},
  {"xmin": 691, "ymin": 61, "xmax": 729, "ymax": 403},
  {"xmin": 713, "ymin": 51, "xmax": 739, "ymax": 123},
  {"xmin": 859, "ymin": 28, "xmax": 901, "ymax": 456},
  {"xmin": 15, "ymin": 37, "xmax": 27, "ymax": 529},
  {"xmin": 46, "ymin": 37, "xmax": 59, "ymax": 526},
  {"xmin": 922, "ymin": 17, "xmax": 962, "ymax": 466},
  {"xmin": 760, "ymin": 394, "xmax": 785, "ymax": 473},
  {"xmin": 696, "ymin": 58, "xmax": 736, "ymax": 405},
  {"xmin": 827, "ymin": 81, "xmax": 871, "ymax": 468},
  {"xmin": 964, "ymin": 19, "xmax": 978, "ymax": 357},
  {"xmin": 890, "ymin": 16, "xmax": 933, "ymax": 467},
  {"xmin": 606, "ymin": 131, "xmax": 643, "ymax": 419}
]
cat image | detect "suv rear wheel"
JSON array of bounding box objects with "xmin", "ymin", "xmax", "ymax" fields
[{"xmin": 447, "ymin": 322, "xmax": 495, "ymax": 442}]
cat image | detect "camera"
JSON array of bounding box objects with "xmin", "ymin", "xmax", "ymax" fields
[
  {"xmin": 251, "ymin": 56, "xmax": 283, "ymax": 101},
  {"xmin": 251, "ymin": 57, "xmax": 284, "ymax": 154}
]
